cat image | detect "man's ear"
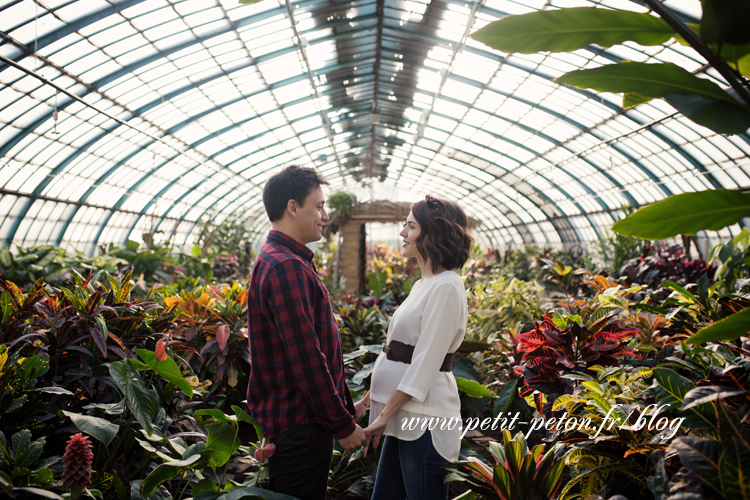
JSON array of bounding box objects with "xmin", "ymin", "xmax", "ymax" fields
[{"xmin": 286, "ymin": 199, "xmax": 298, "ymax": 218}]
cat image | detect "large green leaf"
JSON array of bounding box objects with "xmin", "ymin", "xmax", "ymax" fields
[
  {"xmin": 687, "ymin": 308, "xmax": 750, "ymax": 344},
  {"xmin": 612, "ymin": 189, "xmax": 750, "ymax": 239},
  {"xmin": 205, "ymin": 422, "xmax": 240, "ymax": 469},
  {"xmin": 109, "ymin": 360, "xmax": 158, "ymax": 435},
  {"xmin": 653, "ymin": 367, "xmax": 714, "ymax": 428},
  {"xmin": 134, "ymin": 349, "xmax": 193, "ymax": 398},
  {"xmin": 219, "ymin": 487, "xmax": 300, "ymax": 500},
  {"xmin": 669, "ymin": 437, "xmax": 722, "ymax": 496},
  {"xmin": 666, "ymin": 93, "xmax": 750, "ymax": 135},
  {"xmin": 557, "ymin": 61, "xmax": 745, "ymax": 105},
  {"xmin": 140, "ymin": 451, "xmax": 214, "ymax": 498},
  {"xmin": 721, "ymin": 42, "xmax": 750, "ymax": 78},
  {"xmin": 701, "ymin": 0, "xmax": 750, "ymax": 45},
  {"xmin": 470, "ymin": 7, "xmax": 674, "ymax": 54},
  {"xmin": 62, "ymin": 411, "xmax": 119, "ymax": 446},
  {"xmin": 719, "ymin": 439, "xmax": 750, "ymax": 498},
  {"xmin": 455, "ymin": 377, "xmax": 494, "ymax": 398},
  {"xmin": 493, "ymin": 378, "xmax": 520, "ymax": 417},
  {"xmin": 231, "ymin": 405, "xmax": 263, "ymax": 442},
  {"xmin": 682, "ymin": 386, "xmax": 747, "ymax": 410}
]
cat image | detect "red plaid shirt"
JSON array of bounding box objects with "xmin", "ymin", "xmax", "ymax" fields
[{"xmin": 247, "ymin": 230, "xmax": 355, "ymax": 440}]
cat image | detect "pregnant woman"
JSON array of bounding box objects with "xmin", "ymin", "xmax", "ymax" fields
[{"xmin": 364, "ymin": 195, "xmax": 473, "ymax": 499}]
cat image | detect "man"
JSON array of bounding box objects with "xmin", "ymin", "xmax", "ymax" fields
[{"xmin": 247, "ymin": 165, "xmax": 368, "ymax": 500}]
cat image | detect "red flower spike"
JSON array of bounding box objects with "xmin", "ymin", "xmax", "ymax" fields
[
  {"xmin": 155, "ymin": 339, "xmax": 168, "ymax": 362},
  {"xmin": 62, "ymin": 433, "xmax": 93, "ymax": 489}
]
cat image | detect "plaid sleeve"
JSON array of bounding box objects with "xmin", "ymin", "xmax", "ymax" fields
[{"xmin": 265, "ymin": 259, "xmax": 356, "ymax": 439}]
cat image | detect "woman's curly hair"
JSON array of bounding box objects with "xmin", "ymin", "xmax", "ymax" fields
[{"xmin": 412, "ymin": 196, "xmax": 474, "ymax": 273}]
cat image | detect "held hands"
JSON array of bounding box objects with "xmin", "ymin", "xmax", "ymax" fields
[
  {"xmin": 362, "ymin": 414, "xmax": 387, "ymax": 457},
  {"xmin": 338, "ymin": 424, "xmax": 367, "ymax": 452}
]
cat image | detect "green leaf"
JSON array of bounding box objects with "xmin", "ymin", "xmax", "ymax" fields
[
  {"xmin": 1, "ymin": 291, "xmax": 14, "ymax": 324},
  {"xmin": 195, "ymin": 409, "xmax": 236, "ymax": 424},
  {"xmin": 719, "ymin": 439, "xmax": 750, "ymax": 498},
  {"xmin": 191, "ymin": 244, "xmax": 203, "ymax": 258},
  {"xmin": 493, "ymin": 378, "xmax": 520, "ymax": 417},
  {"xmin": 470, "ymin": 7, "xmax": 674, "ymax": 54},
  {"xmin": 134, "ymin": 349, "xmax": 193, "ymax": 398},
  {"xmin": 623, "ymin": 92, "xmax": 653, "ymax": 108},
  {"xmin": 682, "ymin": 386, "xmax": 747, "ymax": 410},
  {"xmin": 12, "ymin": 488, "xmax": 64, "ymax": 500},
  {"xmin": 31, "ymin": 468, "xmax": 54, "ymax": 485},
  {"xmin": 94, "ymin": 314, "xmax": 108, "ymax": 343},
  {"xmin": 668, "ymin": 437, "xmax": 722, "ymax": 496},
  {"xmin": 666, "ymin": 92, "xmax": 750, "ymax": 135},
  {"xmin": 612, "ymin": 189, "xmax": 750, "ymax": 240},
  {"xmin": 455, "ymin": 377, "xmax": 494, "ymax": 398},
  {"xmin": 653, "ymin": 367, "xmax": 714, "ymax": 428},
  {"xmin": 62, "ymin": 411, "xmax": 119, "ymax": 446},
  {"xmin": 205, "ymin": 422, "xmax": 240, "ymax": 469},
  {"xmin": 0, "ymin": 247, "xmax": 13, "ymax": 268},
  {"xmin": 701, "ymin": 0, "xmax": 750, "ymax": 45},
  {"xmin": 140, "ymin": 452, "xmax": 213, "ymax": 498},
  {"xmin": 687, "ymin": 308, "xmax": 750, "ymax": 344},
  {"xmin": 557, "ymin": 61, "xmax": 745, "ymax": 106},
  {"xmin": 219, "ymin": 487, "xmax": 300, "ymax": 500},
  {"xmin": 109, "ymin": 360, "xmax": 158, "ymax": 435},
  {"xmin": 33, "ymin": 386, "xmax": 74, "ymax": 395},
  {"xmin": 232, "ymin": 405, "xmax": 263, "ymax": 442},
  {"xmin": 720, "ymin": 42, "xmax": 750, "ymax": 78}
]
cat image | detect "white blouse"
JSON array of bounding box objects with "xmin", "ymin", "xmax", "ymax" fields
[{"xmin": 369, "ymin": 270, "xmax": 468, "ymax": 461}]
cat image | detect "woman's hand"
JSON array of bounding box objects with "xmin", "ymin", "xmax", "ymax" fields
[
  {"xmin": 353, "ymin": 391, "xmax": 370, "ymax": 421},
  {"xmin": 363, "ymin": 414, "xmax": 388, "ymax": 457}
]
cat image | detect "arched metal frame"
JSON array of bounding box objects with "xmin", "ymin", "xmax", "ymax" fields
[{"xmin": 1, "ymin": 0, "xmax": 749, "ymax": 255}]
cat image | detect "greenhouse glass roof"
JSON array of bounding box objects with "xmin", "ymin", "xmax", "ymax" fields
[{"xmin": 1, "ymin": 0, "xmax": 748, "ymax": 253}]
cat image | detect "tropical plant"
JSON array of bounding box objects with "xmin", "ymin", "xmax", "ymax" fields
[
  {"xmin": 465, "ymin": 276, "xmax": 543, "ymax": 343},
  {"xmin": 654, "ymin": 403, "xmax": 750, "ymax": 500},
  {"xmin": 515, "ymin": 276, "xmax": 641, "ymax": 408},
  {"xmin": 552, "ymin": 365, "xmax": 662, "ymax": 500},
  {"xmin": 161, "ymin": 282, "xmax": 250, "ymax": 408},
  {"xmin": 0, "ymin": 245, "xmax": 126, "ymax": 289},
  {"xmin": 447, "ymin": 429, "xmax": 566, "ymax": 500},
  {"xmin": 327, "ymin": 191, "xmax": 358, "ymax": 217},
  {"xmin": 594, "ymin": 223, "xmax": 645, "ymax": 277},
  {"xmin": 107, "ymin": 238, "xmax": 178, "ymax": 284},
  {"xmin": 471, "ymin": 3, "xmax": 750, "ymax": 135},
  {"xmin": 0, "ymin": 429, "xmax": 62, "ymax": 499},
  {"xmin": 618, "ymin": 244, "xmax": 714, "ymax": 294},
  {"xmin": 709, "ymin": 226, "xmax": 750, "ymax": 294}
]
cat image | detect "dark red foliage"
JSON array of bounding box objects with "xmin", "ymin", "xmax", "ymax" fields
[
  {"xmin": 619, "ymin": 244, "xmax": 714, "ymax": 292},
  {"xmin": 516, "ymin": 313, "xmax": 640, "ymax": 402}
]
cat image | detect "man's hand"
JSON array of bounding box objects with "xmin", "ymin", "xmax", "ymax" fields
[
  {"xmin": 353, "ymin": 391, "xmax": 370, "ymax": 421},
  {"xmin": 338, "ymin": 424, "xmax": 367, "ymax": 453}
]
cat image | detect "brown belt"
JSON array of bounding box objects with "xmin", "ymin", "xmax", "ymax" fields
[{"xmin": 383, "ymin": 339, "xmax": 454, "ymax": 372}]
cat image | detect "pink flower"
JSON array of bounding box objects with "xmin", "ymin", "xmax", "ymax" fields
[{"xmin": 254, "ymin": 438, "xmax": 276, "ymax": 462}]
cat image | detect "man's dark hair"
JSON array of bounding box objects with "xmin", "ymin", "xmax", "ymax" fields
[
  {"xmin": 262, "ymin": 165, "xmax": 329, "ymax": 222},
  {"xmin": 412, "ymin": 197, "xmax": 474, "ymax": 273}
]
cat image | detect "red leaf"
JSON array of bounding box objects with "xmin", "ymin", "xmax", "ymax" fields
[{"xmin": 217, "ymin": 324, "xmax": 230, "ymax": 351}]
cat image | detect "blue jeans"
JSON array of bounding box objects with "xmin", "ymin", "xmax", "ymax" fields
[{"xmin": 371, "ymin": 431, "xmax": 450, "ymax": 500}]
